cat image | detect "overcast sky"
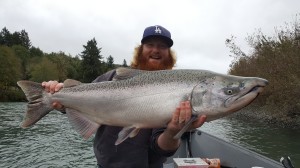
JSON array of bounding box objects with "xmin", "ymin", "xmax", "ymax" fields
[{"xmin": 1, "ymin": 0, "xmax": 299, "ymax": 73}]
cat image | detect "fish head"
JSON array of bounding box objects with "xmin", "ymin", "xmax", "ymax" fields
[{"xmin": 190, "ymin": 75, "xmax": 268, "ymax": 121}]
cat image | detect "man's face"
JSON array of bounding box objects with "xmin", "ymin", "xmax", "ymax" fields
[{"xmin": 139, "ymin": 37, "xmax": 173, "ymax": 71}]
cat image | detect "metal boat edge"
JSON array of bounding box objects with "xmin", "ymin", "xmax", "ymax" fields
[{"xmin": 164, "ymin": 129, "xmax": 284, "ymax": 168}]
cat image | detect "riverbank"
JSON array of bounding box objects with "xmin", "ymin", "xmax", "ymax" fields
[{"xmin": 230, "ymin": 105, "xmax": 300, "ymax": 129}]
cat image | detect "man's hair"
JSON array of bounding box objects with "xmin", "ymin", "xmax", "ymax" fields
[{"xmin": 130, "ymin": 44, "xmax": 177, "ymax": 69}]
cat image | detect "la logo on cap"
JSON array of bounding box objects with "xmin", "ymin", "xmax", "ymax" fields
[{"xmin": 154, "ymin": 25, "xmax": 161, "ymax": 34}]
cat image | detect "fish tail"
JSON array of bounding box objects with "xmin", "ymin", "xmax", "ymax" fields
[{"xmin": 17, "ymin": 81, "xmax": 54, "ymax": 128}]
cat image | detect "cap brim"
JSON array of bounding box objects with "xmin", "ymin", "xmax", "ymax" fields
[{"xmin": 141, "ymin": 35, "xmax": 173, "ymax": 47}]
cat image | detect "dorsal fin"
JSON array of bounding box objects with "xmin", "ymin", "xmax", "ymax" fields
[
  {"xmin": 113, "ymin": 68, "xmax": 144, "ymax": 81},
  {"xmin": 63, "ymin": 79, "xmax": 82, "ymax": 88}
]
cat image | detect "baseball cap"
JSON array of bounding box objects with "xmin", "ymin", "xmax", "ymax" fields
[{"xmin": 141, "ymin": 25, "xmax": 173, "ymax": 47}]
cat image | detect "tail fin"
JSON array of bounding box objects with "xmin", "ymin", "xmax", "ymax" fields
[{"xmin": 17, "ymin": 81, "xmax": 54, "ymax": 128}]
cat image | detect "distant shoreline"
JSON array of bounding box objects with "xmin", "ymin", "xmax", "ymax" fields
[{"xmin": 230, "ymin": 107, "xmax": 300, "ymax": 129}]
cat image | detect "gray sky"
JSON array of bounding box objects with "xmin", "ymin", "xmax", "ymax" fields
[{"xmin": 1, "ymin": 0, "xmax": 299, "ymax": 73}]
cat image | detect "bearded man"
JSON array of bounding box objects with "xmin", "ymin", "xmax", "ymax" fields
[{"xmin": 43, "ymin": 25, "xmax": 206, "ymax": 168}]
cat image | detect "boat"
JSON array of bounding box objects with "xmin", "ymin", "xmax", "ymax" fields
[{"xmin": 163, "ymin": 130, "xmax": 288, "ymax": 168}]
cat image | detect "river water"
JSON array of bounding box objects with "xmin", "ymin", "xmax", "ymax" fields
[{"xmin": 1, "ymin": 102, "xmax": 299, "ymax": 167}]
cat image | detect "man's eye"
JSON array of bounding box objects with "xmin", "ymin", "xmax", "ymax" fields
[
  {"xmin": 159, "ymin": 45, "xmax": 168, "ymax": 49},
  {"xmin": 145, "ymin": 43, "xmax": 154, "ymax": 47}
]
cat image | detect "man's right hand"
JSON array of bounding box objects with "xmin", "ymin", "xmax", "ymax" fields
[{"xmin": 42, "ymin": 80, "xmax": 64, "ymax": 110}]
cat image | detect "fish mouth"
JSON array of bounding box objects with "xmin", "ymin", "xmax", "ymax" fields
[
  {"xmin": 240, "ymin": 85, "xmax": 265, "ymax": 100},
  {"xmin": 238, "ymin": 79, "xmax": 268, "ymax": 100},
  {"xmin": 225, "ymin": 84, "xmax": 266, "ymax": 110},
  {"xmin": 247, "ymin": 85, "xmax": 264, "ymax": 94}
]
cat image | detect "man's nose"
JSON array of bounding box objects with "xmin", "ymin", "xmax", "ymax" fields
[{"xmin": 151, "ymin": 45, "xmax": 160, "ymax": 52}]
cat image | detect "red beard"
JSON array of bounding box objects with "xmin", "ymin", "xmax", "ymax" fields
[{"xmin": 137, "ymin": 56, "xmax": 174, "ymax": 71}]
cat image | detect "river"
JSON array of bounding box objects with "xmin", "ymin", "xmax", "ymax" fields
[{"xmin": 0, "ymin": 102, "xmax": 299, "ymax": 167}]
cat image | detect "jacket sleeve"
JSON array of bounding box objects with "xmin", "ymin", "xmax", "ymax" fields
[{"xmin": 150, "ymin": 128, "xmax": 178, "ymax": 157}]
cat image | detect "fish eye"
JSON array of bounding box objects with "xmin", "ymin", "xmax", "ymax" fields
[
  {"xmin": 224, "ymin": 88, "xmax": 239, "ymax": 95},
  {"xmin": 226, "ymin": 89, "xmax": 233, "ymax": 95}
]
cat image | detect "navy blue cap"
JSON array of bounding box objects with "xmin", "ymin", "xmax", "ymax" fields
[{"xmin": 141, "ymin": 25, "xmax": 173, "ymax": 47}]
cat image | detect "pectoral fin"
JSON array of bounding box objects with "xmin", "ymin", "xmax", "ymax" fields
[
  {"xmin": 66, "ymin": 108, "xmax": 100, "ymax": 140},
  {"xmin": 115, "ymin": 126, "xmax": 140, "ymax": 145},
  {"xmin": 174, "ymin": 115, "xmax": 198, "ymax": 139}
]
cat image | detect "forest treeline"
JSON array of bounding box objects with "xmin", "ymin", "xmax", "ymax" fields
[
  {"xmin": 226, "ymin": 16, "xmax": 300, "ymax": 127},
  {"xmin": 0, "ymin": 27, "xmax": 128, "ymax": 101}
]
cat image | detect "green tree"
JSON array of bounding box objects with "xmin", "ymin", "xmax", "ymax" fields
[
  {"xmin": 47, "ymin": 52, "xmax": 70, "ymax": 81},
  {"xmin": 0, "ymin": 28, "xmax": 31, "ymax": 49},
  {"xmin": 0, "ymin": 45, "xmax": 21, "ymax": 86},
  {"xmin": 12, "ymin": 45, "xmax": 31, "ymax": 80},
  {"xmin": 19, "ymin": 30, "xmax": 31, "ymax": 49},
  {"xmin": 0, "ymin": 45, "xmax": 21, "ymax": 100},
  {"xmin": 29, "ymin": 46, "xmax": 44, "ymax": 57},
  {"xmin": 11, "ymin": 32, "xmax": 22, "ymax": 46},
  {"xmin": 0, "ymin": 30, "xmax": 3, "ymax": 45},
  {"xmin": 106, "ymin": 55, "xmax": 115, "ymax": 70},
  {"xmin": 0, "ymin": 27, "xmax": 12, "ymax": 46},
  {"xmin": 80, "ymin": 38, "xmax": 103, "ymax": 82},
  {"xmin": 30, "ymin": 56, "xmax": 59, "ymax": 82},
  {"xmin": 122, "ymin": 59, "xmax": 128, "ymax": 67},
  {"xmin": 66, "ymin": 55, "xmax": 82, "ymax": 80}
]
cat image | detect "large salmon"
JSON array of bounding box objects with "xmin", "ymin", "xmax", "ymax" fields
[{"xmin": 17, "ymin": 68, "xmax": 268, "ymax": 145}]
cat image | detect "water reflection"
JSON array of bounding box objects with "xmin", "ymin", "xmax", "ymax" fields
[{"xmin": 1, "ymin": 102, "xmax": 299, "ymax": 167}]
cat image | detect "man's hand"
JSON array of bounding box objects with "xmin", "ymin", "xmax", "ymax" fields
[
  {"xmin": 167, "ymin": 101, "xmax": 206, "ymax": 135},
  {"xmin": 157, "ymin": 101, "xmax": 207, "ymax": 151},
  {"xmin": 42, "ymin": 80, "xmax": 64, "ymax": 110}
]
